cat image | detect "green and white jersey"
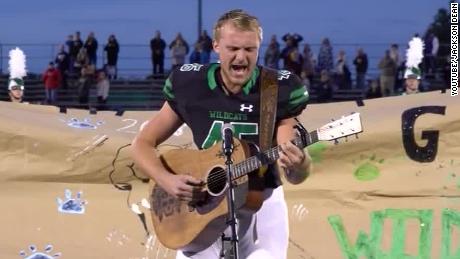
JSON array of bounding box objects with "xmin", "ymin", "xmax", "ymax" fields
[{"xmin": 163, "ymin": 63, "xmax": 309, "ymax": 188}]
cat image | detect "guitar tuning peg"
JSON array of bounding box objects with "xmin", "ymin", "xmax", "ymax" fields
[
  {"xmin": 331, "ymin": 118, "xmax": 335, "ymax": 122},
  {"xmin": 355, "ymin": 134, "xmax": 359, "ymax": 139},
  {"xmin": 334, "ymin": 139, "xmax": 339, "ymax": 145}
]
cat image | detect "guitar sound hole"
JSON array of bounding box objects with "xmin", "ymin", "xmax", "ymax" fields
[{"xmin": 206, "ymin": 166, "xmax": 227, "ymax": 196}]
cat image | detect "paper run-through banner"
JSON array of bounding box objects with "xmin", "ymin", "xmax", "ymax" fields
[{"xmin": 0, "ymin": 90, "xmax": 458, "ymax": 258}]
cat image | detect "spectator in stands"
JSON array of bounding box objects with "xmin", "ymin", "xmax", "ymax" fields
[
  {"xmin": 78, "ymin": 60, "xmax": 95, "ymax": 104},
  {"xmin": 316, "ymin": 69, "xmax": 334, "ymax": 103},
  {"xmin": 169, "ymin": 33, "xmax": 189, "ymax": 55},
  {"xmin": 395, "ymin": 59, "xmax": 406, "ymax": 93},
  {"xmin": 96, "ymin": 69, "xmax": 110, "ymax": 105},
  {"xmin": 74, "ymin": 48, "xmax": 89, "ymax": 76},
  {"xmin": 189, "ymin": 42, "xmax": 201, "ymax": 64},
  {"xmin": 378, "ymin": 50, "xmax": 397, "ymax": 96},
  {"xmin": 423, "ymin": 29, "xmax": 439, "ymax": 76},
  {"xmin": 84, "ymin": 32, "xmax": 98, "ymax": 66},
  {"xmin": 269, "ymin": 34, "xmax": 280, "ymax": 49},
  {"xmin": 366, "ymin": 79, "xmax": 381, "ymax": 99},
  {"xmin": 389, "ymin": 44, "xmax": 400, "ymax": 67},
  {"xmin": 300, "ymin": 71, "xmax": 311, "ymax": 92},
  {"xmin": 71, "ymin": 31, "xmax": 84, "ymax": 73},
  {"xmin": 287, "ymin": 47, "xmax": 303, "ymax": 76},
  {"xmin": 352, "ymin": 47, "xmax": 368, "ymax": 89},
  {"xmin": 301, "ymin": 43, "xmax": 316, "ymax": 84},
  {"xmin": 317, "ymin": 37, "xmax": 334, "ymax": 73},
  {"xmin": 281, "ymin": 34, "xmax": 304, "ymax": 75},
  {"xmin": 280, "ymin": 36, "xmax": 296, "ymax": 71},
  {"xmin": 198, "ymin": 30, "xmax": 213, "ymax": 64},
  {"xmin": 289, "ymin": 48, "xmax": 303, "ymax": 77},
  {"xmin": 150, "ymin": 30, "xmax": 166, "ymax": 77},
  {"xmin": 42, "ymin": 62, "xmax": 61, "ymax": 104},
  {"xmin": 55, "ymin": 44, "xmax": 70, "ymax": 90},
  {"xmin": 334, "ymin": 50, "xmax": 351, "ymax": 89},
  {"xmin": 65, "ymin": 34, "xmax": 74, "ymax": 53},
  {"xmin": 389, "ymin": 43, "xmax": 402, "ymax": 92},
  {"xmin": 65, "ymin": 34, "xmax": 75, "ymax": 72},
  {"xmin": 171, "ymin": 38, "xmax": 187, "ymax": 70},
  {"xmin": 264, "ymin": 35, "xmax": 280, "ymax": 69},
  {"xmin": 104, "ymin": 34, "xmax": 120, "ymax": 80}
]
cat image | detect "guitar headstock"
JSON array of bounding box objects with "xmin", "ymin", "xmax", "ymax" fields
[{"xmin": 317, "ymin": 113, "xmax": 363, "ymax": 142}]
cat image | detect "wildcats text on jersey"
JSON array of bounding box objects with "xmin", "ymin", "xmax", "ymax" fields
[{"xmin": 209, "ymin": 111, "xmax": 248, "ymax": 121}]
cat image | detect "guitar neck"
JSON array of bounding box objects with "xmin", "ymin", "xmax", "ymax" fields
[{"xmin": 231, "ymin": 130, "xmax": 318, "ymax": 180}]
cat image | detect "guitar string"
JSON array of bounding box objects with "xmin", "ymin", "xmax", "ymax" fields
[
  {"xmin": 203, "ymin": 138, "xmax": 309, "ymax": 188},
  {"xmin": 205, "ymin": 137, "xmax": 317, "ymax": 190},
  {"xmin": 204, "ymin": 137, "xmax": 308, "ymax": 190},
  {"xmin": 206, "ymin": 145, "xmax": 280, "ymax": 182},
  {"xmin": 205, "ymin": 145, "xmax": 284, "ymax": 190}
]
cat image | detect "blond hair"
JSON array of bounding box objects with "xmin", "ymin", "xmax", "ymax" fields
[{"xmin": 213, "ymin": 9, "xmax": 263, "ymax": 42}]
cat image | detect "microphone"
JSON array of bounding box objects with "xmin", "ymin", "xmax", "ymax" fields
[{"xmin": 222, "ymin": 123, "xmax": 234, "ymax": 156}]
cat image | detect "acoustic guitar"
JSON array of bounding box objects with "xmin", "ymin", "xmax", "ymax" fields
[{"xmin": 149, "ymin": 113, "xmax": 363, "ymax": 253}]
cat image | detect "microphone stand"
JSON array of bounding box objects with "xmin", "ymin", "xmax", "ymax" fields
[{"xmin": 220, "ymin": 137, "xmax": 239, "ymax": 259}]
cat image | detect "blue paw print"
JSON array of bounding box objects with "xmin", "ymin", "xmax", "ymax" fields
[
  {"xmin": 56, "ymin": 189, "xmax": 87, "ymax": 214},
  {"xmin": 20, "ymin": 244, "xmax": 61, "ymax": 259},
  {"xmin": 63, "ymin": 117, "xmax": 105, "ymax": 129}
]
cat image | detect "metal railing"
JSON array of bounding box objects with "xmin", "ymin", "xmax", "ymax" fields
[{"xmin": 0, "ymin": 42, "xmax": 449, "ymax": 79}]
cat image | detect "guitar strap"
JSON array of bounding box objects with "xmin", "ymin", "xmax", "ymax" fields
[{"xmin": 258, "ymin": 67, "xmax": 278, "ymax": 177}]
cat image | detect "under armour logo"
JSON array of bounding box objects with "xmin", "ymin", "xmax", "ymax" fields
[{"xmin": 240, "ymin": 104, "xmax": 254, "ymax": 112}]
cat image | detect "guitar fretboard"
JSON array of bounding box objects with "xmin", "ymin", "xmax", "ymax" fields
[{"xmin": 231, "ymin": 130, "xmax": 318, "ymax": 179}]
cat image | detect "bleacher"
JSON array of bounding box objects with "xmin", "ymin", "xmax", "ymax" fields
[
  {"xmin": 0, "ymin": 73, "xmax": 447, "ymax": 111},
  {"xmin": 0, "ymin": 75, "xmax": 166, "ymax": 111}
]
